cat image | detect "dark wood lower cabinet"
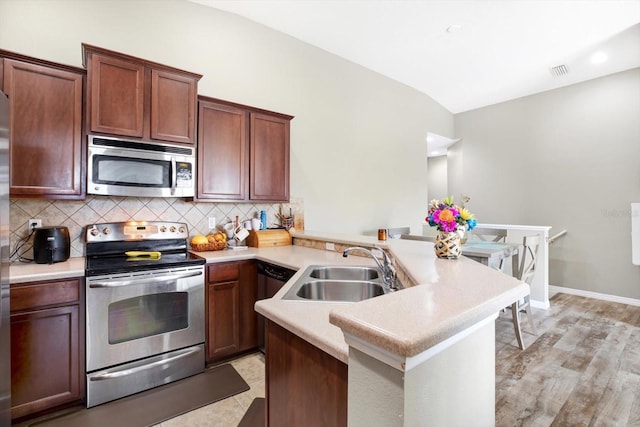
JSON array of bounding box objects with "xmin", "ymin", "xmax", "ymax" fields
[
  {"xmin": 10, "ymin": 278, "xmax": 84, "ymax": 421},
  {"xmin": 265, "ymin": 320, "xmax": 347, "ymax": 427},
  {"xmin": 206, "ymin": 260, "xmax": 258, "ymax": 363},
  {"xmin": 207, "ymin": 280, "xmax": 240, "ymax": 359}
]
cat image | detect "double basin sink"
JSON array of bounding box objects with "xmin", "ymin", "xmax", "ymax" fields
[{"xmin": 282, "ymin": 265, "xmax": 397, "ymax": 302}]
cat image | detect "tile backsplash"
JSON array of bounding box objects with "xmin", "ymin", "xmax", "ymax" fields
[{"xmin": 9, "ymin": 196, "xmax": 304, "ymax": 261}]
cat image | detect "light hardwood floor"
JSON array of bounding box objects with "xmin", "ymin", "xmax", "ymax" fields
[
  {"xmin": 495, "ymin": 293, "xmax": 640, "ymax": 427},
  {"xmin": 167, "ymin": 293, "xmax": 640, "ymax": 426},
  {"xmin": 176, "ymin": 293, "xmax": 639, "ymax": 426}
]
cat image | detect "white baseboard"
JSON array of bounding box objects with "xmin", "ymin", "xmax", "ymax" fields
[{"xmin": 549, "ymin": 285, "xmax": 640, "ymax": 307}]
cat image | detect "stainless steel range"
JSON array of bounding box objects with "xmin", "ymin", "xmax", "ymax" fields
[{"xmin": 84, "ymin": 221, "xmax": 205, "ymax": 407}]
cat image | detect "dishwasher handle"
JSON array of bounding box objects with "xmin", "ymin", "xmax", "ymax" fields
[{"xmin": 257, "ymin": 262, "xmax": 296, "ymax": 282}]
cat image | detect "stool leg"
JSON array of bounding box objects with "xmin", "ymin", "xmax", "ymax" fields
[{"xmin": 512, "ymin": 302, "xmax": 526, "ymax": 350}]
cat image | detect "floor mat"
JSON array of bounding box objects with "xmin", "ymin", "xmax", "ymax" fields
[
  {"xmin": 26, "ymin": 364, "xmax": 249, "ymax": 427},
  {"xmin": 238, "ymin": 398, "xmax": 265, "ymax": 427}
]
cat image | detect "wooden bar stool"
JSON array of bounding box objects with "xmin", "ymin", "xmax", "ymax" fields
[{"xmin": 511, "ymin": 235, "xmax": 539, "ymax": 349}]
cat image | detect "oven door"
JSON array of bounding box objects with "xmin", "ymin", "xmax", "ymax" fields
[
  {"xmin": 86, "ymin": 266, "xmax": 204, "ymax": 372},
  {"xmin": 87, "ymin": 138, "xmax": 195, "ymax": 198}
]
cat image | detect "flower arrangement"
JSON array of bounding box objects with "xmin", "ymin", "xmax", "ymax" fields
[{"xmin": 426, "ymin": 196, "xmax": 477, "ymax": 233}]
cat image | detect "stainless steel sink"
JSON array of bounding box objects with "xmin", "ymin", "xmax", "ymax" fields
[
  {"xmin": 308, "ymin": 266, "xmax": 379, "ymax": 281},
  {"xmin": 294, "ymin": 280, "xmax": 385, "ymax": 302},
  {"xmin": 283, "ymin": 264, "xmax": 398, "ymax": 302}
]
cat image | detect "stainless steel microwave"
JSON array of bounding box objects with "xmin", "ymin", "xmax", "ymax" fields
[{"xmin": 87, "ymin": 136, "xmax": 195, "ymax": 198}]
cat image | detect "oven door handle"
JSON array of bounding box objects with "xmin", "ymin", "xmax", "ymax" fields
[
  {"xmin": 89, "ymin": 346, "xmax": 202, "ymax": 381},
  {"xmin": 89, "ymin": 270, "xmax": 203, "ymax": 288}
]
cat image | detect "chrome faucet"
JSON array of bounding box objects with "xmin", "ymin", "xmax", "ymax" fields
[{"xmin": 343, "ymin": 246, "xmax": 397, "ymax": 289}]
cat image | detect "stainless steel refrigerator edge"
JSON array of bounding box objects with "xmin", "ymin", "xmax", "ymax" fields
[{"xmin": 0, "ymin": 92, "xmax": 11, "ymax": 426}]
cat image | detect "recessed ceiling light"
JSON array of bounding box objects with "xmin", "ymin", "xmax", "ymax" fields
[
  {"xmin": 446, "ymin": 24, "xmax": 462, "ymax": 33},
  {"xmin": 591, "ymin": 51, "xmax": 608, "ymax": 64}
]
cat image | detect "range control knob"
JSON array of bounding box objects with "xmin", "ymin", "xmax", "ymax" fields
[
  {"xmin": 170, "ymin": 226, "xmax": 176, "ymax": 233},
  {"xmin": 160, "ymin": 226, "xmax": 167, "ymax": 233},
  {"xmin": 178, "ymin": 226, "xmax": 186, "ymax": 234},
  {"xmin": 89, "ymin": 227, "xmax": 99, "ymax": 236},
  {"xmin": 103, "ymin": 227, "xmax": 111, "ymax": 235}
]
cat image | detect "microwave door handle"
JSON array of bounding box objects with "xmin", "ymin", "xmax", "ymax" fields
[{"xmin": 170, "ymin": 157, "xmax": 177, "ymax": 196}]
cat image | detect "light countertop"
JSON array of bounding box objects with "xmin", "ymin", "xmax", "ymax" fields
[
  {"xmin": 9, "ymin": 257, "xmax": 86, "ymax": 284},
  {"xmin": 8, "ymin": 243, "xmax": 358, "ymax": 283},
  {"xmin": 256, "ymin": 231, "xmax": 529, "ymax": 364},
  {"xmin": 9, "ymin": 231, "xmax": 528, "ymax": 367}
]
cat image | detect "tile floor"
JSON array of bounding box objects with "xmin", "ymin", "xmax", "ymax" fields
[{"xmin": 155, "ymin": 353, "xmax": 265, "ymax": 427}]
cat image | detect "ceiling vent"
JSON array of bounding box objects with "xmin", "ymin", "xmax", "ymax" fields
[{"xmin": 550, "ymin": 64, "xmax": 569, "ymax": 77}]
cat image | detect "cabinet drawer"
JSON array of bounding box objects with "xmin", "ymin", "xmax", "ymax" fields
[
  {"xmin": 10, "ymin": 278, "xmax": 81, "ymax": 312},
  {"xmin": 207, "ymin": 262, "xmax": 240, "ymax": 284}
]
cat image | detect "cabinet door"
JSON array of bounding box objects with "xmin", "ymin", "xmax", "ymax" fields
[
  {"xmin": 206, "ymin": 281, "xmax": 240, "ymax": 361},
  {"xmin": 10, "ymin": 305, "xmax": 82, "ymax": 420},
  {"xmin": 87, "ymin": 53, "xmax": 145, "ymax": 137},
  {"xmin": 197, "ymin": 101, "xmax": 248, "ymax": 201},
  {"xmin": 3, "ymin": 59, "xmax": 84, "ymax": 198},
  {"xmin": 151, "ymin": 69, "xmax": 197, "ymax": 144},
  {"xmin": 250, "ymin": 112, "xmax": 290, "ymax": 201},
  {"xmin": 266, "ymin": 320, "xmax": 348, "ymax": 427}
]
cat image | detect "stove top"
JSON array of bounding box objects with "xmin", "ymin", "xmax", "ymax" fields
[
  {"xmin": 86, "ymin": 251, "xmax": 205, "ymax": 276},
  {"xmin": 85, "ymin": 221, "xmax": 205, "ymax": 276}
]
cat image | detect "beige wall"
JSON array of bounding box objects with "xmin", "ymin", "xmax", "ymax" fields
[
  {"xmin": 426, "ymin": 155, "xmax": 447, "ymax": 201},
  {"xmin": 0, "ymin": 0, "xmax": 454, "ymax": 237},
  {"xmin": 455, "ymin": 68, "xmax": 640, "ymax": 299}
]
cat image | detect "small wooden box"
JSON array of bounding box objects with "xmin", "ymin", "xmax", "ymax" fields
[{"xmin": 246, "ymin": 229, "xmax": 292, "ymax": 248}]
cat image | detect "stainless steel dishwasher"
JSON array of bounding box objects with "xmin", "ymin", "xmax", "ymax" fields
[{"xmin": 257, "ymin": 261, "xmax": 296, "ymax": 352}]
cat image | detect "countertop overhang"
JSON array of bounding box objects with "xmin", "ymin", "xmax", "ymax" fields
[{"xmin": 257, "ymin": 233, "xmax": 528, "ymax": 364}]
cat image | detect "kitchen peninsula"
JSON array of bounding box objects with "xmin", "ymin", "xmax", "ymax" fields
[
  {"xmin": 9, "ymin": 232, "xmax": 527, "ymax": 426},
  {"xmin": 255, "ymin": 231, "xmax": 529, "ymax": 427}
]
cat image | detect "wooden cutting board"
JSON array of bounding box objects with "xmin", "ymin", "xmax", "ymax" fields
[{"xmin": 246, "ymin": 229, "xmax": 292, "ymax": 248}]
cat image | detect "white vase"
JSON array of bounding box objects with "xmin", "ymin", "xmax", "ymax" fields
[{"xmin": 456, "ymin": 225, "xmax": 468, "ymax": 244}]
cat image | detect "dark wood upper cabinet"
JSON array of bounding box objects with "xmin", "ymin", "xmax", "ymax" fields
[
  {"xmin": 197, "ymin": 100, "xmax": 248, "ymax": 200},
  {"xmin": 2, "ymin": 56, "xmax": 84, "ymax": 199},
  {"xmin": 150, "ymin": 69, "xmax": 197, "ymax": 144},
  {"xmin": 87, "ymin": 53, "xmax": 145, "ymax": 137},
  {"xmin": 250, "ymin": 112, "xmax": 290, "ymax": 202},
  {"xmin": 83, "ymin": 44, "xmax": 201, "ymax": 145},
  {"xmin": 196, "ymin": 96, "xmax": 292, "ymax": 202}
]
